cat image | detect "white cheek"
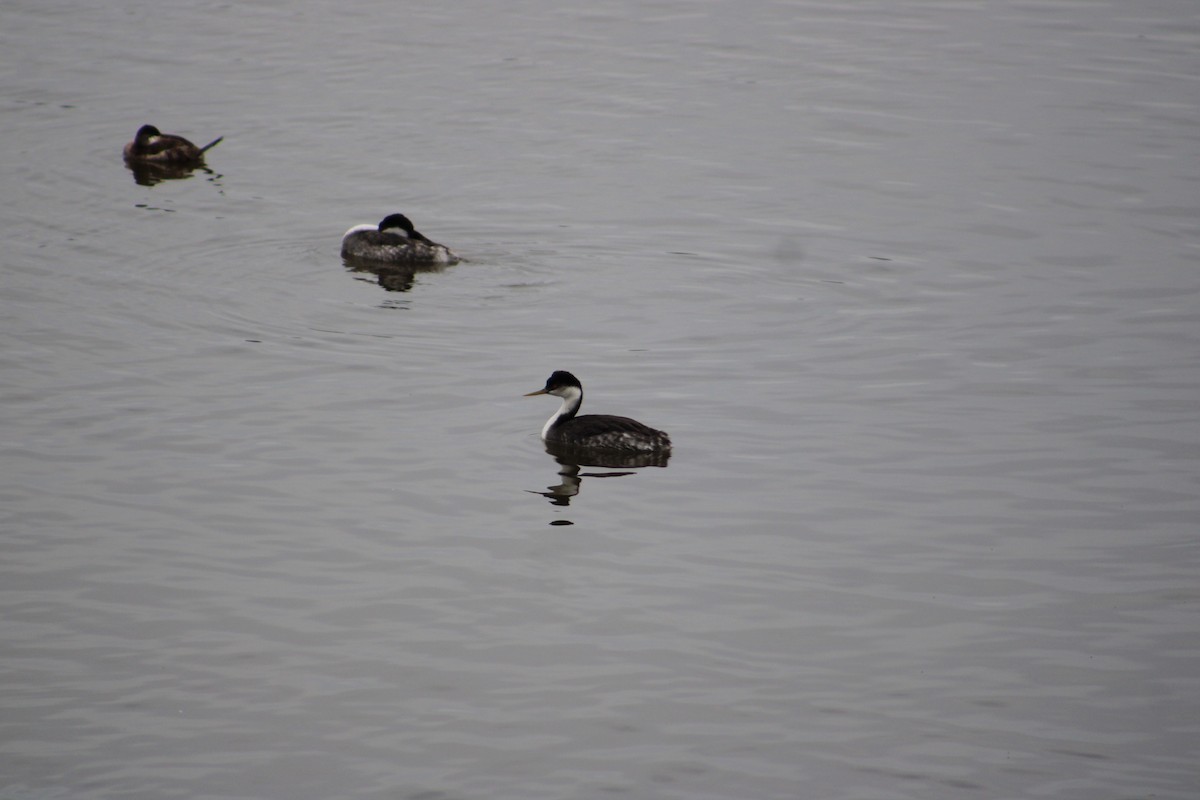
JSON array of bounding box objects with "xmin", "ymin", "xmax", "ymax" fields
[
  {"xmin": 342, "ymin": 224, "xmax": 377, "ymax": 237},
  {"xmin": 379, "ymin": 226, "xmax": 410, "ymax": 238}
]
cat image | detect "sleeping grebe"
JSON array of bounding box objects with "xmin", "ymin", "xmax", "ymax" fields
[{"xmin": 340, "ymin": 213, "xmax": 460, "ymax": 264}]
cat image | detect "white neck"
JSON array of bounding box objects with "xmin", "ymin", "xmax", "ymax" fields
[
  {"xmin": 343, "ymin": 223, "xmax": 377, "ymax": 238},
  {"xmin": 542, "ymin": 385, "xmax": 582, "ymax": 439}
]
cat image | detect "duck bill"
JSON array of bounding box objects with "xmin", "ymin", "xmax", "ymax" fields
[{"xmin": 523, "ymin": 389, "xmax": 548, "ymax": 396}]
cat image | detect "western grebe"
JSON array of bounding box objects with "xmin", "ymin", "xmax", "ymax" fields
[
  {"xmin": 340, "ymin": 213, "xmax": 460, "ymax": 265},
  {"xmin": 123, "ymin": 124, "xmax": 223, "ymax": 164},
  {"xmin": 525, "ymin": 370, "xmax": 671, "ymax": 453}
]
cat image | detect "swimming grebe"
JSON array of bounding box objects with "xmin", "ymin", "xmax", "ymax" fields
[
  {"xmin": 525, "ymin": 370, "xmax": 671, "ymax": 453},
  {"xmin": 340, "ymin": 214, "xmax": 460, "ymax": 264},
  {"xmin": 123, "ymin": 124, "xmax": 223, "ymax": 164}
]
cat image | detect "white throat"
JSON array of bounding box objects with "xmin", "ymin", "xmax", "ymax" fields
[{"xmin": 542, "ymin": 385, "xmax": 582, "ymax": 439}]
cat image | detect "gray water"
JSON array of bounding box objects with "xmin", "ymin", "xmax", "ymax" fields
[{"xmin": 3, "ymin": 1, "xmax": 1198, "ymax": 798}]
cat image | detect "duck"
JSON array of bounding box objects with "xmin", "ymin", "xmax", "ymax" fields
[
  {"xmin": 525, "ymin": 370, "xmax": 671, "ymax": 453},
  {"xmin": 123, "ymin": 124, "xmax": 223, "ymax": 164},
  {"xmin": 340, "ymin": 213, "xmax": 460, "ymax": 264}
]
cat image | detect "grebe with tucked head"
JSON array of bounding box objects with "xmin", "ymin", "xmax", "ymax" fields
[
  {"xmin": 525, "ymin": 370, "xmax": 671, "ymax": 453},
  {"xmin": 123, "ymin": 124, "xmax": 223, "ymax": 164},
  {"xmin": 340, "ymin": 213, "xmax": 460, "ymax": 264}
]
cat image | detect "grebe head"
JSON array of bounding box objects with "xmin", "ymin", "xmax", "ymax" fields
[
  {"xmin": 378, "ymin": 213, "xmax": 437, "ymax": 244},
  {"xmin": 524, "ymin": 370, "xmax": 583, "ymax": 400},
  {"xmin": 378, "ymin": 213, "xmax": 417, "ymax": 238}
]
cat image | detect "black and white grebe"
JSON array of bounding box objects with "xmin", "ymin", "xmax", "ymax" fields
[
  {"xmin": 525, "ymin": 370, "xmax": 671, "ymax": 453},
  {"xmin": 123, "ymin": 124, "xmax": 223, "ymax": 164},
  {"xmin": 340, "ymin": 213, "xmax": 460, "ymax": 264}
]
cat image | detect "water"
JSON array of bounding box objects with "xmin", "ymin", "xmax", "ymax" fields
[{"xmin": 3, "ymin": 1, "xmax": 1198, "ymax": 798}]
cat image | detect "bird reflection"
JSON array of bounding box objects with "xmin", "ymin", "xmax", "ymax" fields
[
  {"xmin": 343, "ymin": 258, "xmax": 451, "ymax": 292},
  {"xmin": 126, "ymin": 161, "xmax": 220, "ymax": 187},
  {"xmin": 528, "ymin": 442, "xmax": 670, "ymax": 506}
]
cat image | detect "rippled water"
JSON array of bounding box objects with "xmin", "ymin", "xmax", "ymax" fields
[{"xmin": 3, "ymin": 1, "xmax": 1199, "ymax": 798}]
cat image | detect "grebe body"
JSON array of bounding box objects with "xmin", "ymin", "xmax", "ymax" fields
[
  {"xmin": 341, "ymin": 213, "xmax": 459, "ymax": 265},
  {"xmin": 525, "ymin": 371, "xmax": 671, "ymax": 453}
]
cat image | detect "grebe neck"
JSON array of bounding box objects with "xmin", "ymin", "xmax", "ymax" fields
[{"xmin": 543, "ymin": 385, "xmax": 583, "ymax": 438}]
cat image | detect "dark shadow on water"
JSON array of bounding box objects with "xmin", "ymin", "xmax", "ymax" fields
[
  {"xmin": 126, "ymin": 160, "xmax": 220, "ymax": 187},
  {"xmin": 343, "ymin": 256, "xmax": 451, "ymax": 293},
  {"xmin": 528, "ymin": 443, "xmax": 670, "ymax": 508}
]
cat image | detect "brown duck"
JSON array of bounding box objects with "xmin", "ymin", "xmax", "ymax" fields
[{"xmin": 123, "ymin": 124, "xmax": 223, "ymax": 164}]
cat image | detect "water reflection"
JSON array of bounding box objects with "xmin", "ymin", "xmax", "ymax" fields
[
  {"xmin": 343, "ymin": 257, "xmax": 452, "ymax": 292},
  {"xmin": 125, "ymin": 161, "xmax": 220, "ymax": 186},
  {"xmin": 528, "ymin": 443, "xmax": 670, "ymax": 507}
]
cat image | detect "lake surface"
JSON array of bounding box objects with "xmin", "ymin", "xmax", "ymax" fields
[{"xmin": 3, "ymin": 1, "xmax": 1198, "ymax": 798}]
